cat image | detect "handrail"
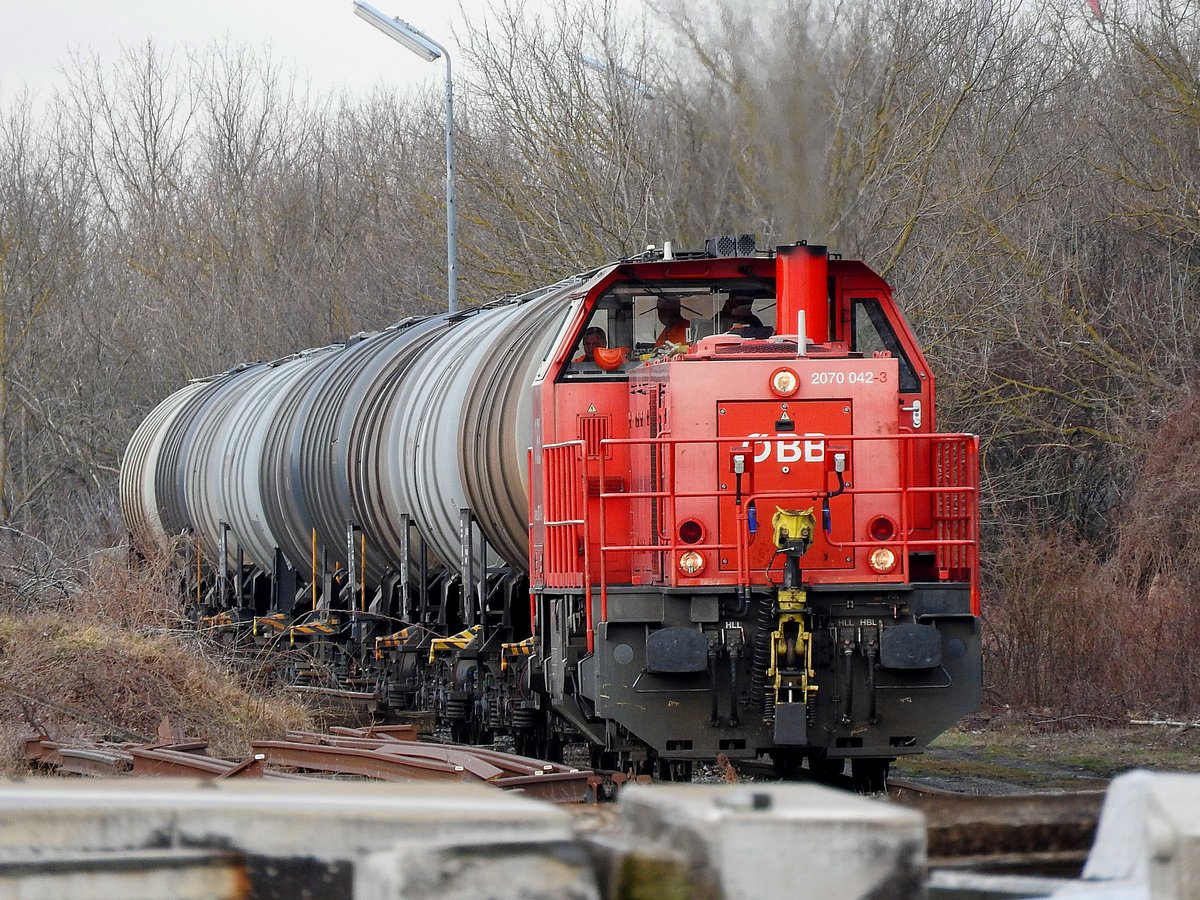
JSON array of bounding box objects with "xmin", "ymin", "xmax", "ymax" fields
[{"xmin": 538, "ymin": 432, "xmax": 980, "ymax": 650}]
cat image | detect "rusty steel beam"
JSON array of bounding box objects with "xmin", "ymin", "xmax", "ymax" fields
[
  {"xmin": 461, "ymin": 746, "xmax": 585, "ymax": 777},
  {"xmin": 492, "ymin": 772, "xmax": 594, "ymax": 803},
  {"xmin": 362, "ymin": 742, "xmax": 506, "ymax": 780},
  {"xmin": 53, "ymin": 748, "xmax": 134, "ymax": 777},
  {"xmin": 130, "ymin": 749, "xmax": 242, "ymax": 778},
  {"xmin": 330, "ymin": 725, "xmax": 420, "ymax": 741},
  {"xmin": 284, "ymin": 731, "xmax": 385, "ymax": 748},
  {"xmin": 357, "ymin": 724, "xmax": 421, "ymax": 740},
  {"xmin": 252, "ymin": 741, "xmax": 473, "ymax": 782},
  {"xmin": 22, "ymin": 737, "xmax": 53, "ymax": 762},
  {"xmin": 281, "ymin": 734, "xmax": 509, "ymax": 781},
  {"xmin": 22, "ymin": 731, "xmax": 594, "ymax": 802},
  {"xmin": 216, "ymin": 754, "xmax": 269, "ymax": 780},
  {"xmin": 25, "ymin": 740, "xmax": 133, "ymax": 776},
  {"xmin": 143, "ymin": 741, "xmax": 210, "ymax": 755},
  {"xmin": 308, "ymin": 734, "xmax": 593, "ymax": 788}
]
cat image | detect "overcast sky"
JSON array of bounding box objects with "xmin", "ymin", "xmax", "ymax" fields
[{"xmin": 0, "ymin": 0, "xmax": 614, "ymax": 105}]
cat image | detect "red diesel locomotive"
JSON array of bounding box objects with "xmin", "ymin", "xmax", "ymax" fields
[
  {"xmin": 527, "ymin": 239, "xmax": 979, "ymax": 785},
  {"xmin": 121, "ymin": 237, "xmax": 981, "ymax": 788}
]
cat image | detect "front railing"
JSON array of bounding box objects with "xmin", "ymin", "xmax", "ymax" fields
[{"xmin": 541, "ymin": 433, "xmax": 980, "ymax": 651}]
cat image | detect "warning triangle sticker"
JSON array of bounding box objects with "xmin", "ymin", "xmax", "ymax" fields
[{"xmin": 587, "ymin": 404, "xmax": 597, "ymax": 413}]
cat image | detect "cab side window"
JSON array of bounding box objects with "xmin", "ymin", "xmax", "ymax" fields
[
  {"xmin": 853, "ymin": 298, "xmax": 920, "ymax": 393},
  {"xmin": 561, "ymin": 293, "xmax": 635, "ymax": 379}
]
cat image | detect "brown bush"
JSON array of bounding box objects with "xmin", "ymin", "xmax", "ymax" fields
[
  {"xmin": 1102, "ymin": 393, "xmax": 1200, "ymax": 714},
  {"xmin": 985, "ymin": 392, "xmax": 1200, "ymax": 719},
  {"xmin": 983, "ymin": 528, "xmax": 1120, "ymax": 714},
  {"xmin": 0, "ymin": 540, "xmax": 313, "ymax": 768}
]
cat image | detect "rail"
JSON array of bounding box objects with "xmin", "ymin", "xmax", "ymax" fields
[{"xmin": 23, "ymin": 727, "xmax": 594, "ymax": 804}]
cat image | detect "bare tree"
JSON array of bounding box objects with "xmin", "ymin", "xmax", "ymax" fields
[
  {"xmin": 456, "ymin": 0, "xmax": 667, "ymax": 290},
  {"xmin": 0, "ymin": 93, "xmax": 89, "ymax": 520}
]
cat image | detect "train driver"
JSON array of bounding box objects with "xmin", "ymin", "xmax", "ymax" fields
[
  {"xmin": 654, "ymin": 298, "xmax": 691, "ymax": 348},
  {"xmin": 574, "ymin": 326, "xmax": 608, "ymax": 362},
  {"xmin": 719, "ymin": 294, "xmax": 768, "ymax": 335}
]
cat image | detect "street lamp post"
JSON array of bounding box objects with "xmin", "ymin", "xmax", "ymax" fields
[{"xmin": 353, "ymin": 0, "xmax": 458, "ymax": 314}]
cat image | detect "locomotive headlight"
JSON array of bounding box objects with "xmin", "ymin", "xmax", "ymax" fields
[
  {"xmin": 868, "ymin": 548, "xmax": 897, "ymax": 574},
  {"xmin": 769, "ymin": 367, "xmax": 799, "ymax": 397},
  {"xmin": 678, "ymin": 551, "xmax": 706, "ymax": 576}
]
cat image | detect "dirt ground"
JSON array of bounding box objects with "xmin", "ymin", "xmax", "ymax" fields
[{"xmin": 890, "ymin": 714, "xmax": 1200, "ymax": 794}]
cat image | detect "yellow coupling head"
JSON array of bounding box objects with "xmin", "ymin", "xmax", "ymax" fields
[{"xmin": 772, "ymin": 507, "xmax": 816, "ymax": 555}]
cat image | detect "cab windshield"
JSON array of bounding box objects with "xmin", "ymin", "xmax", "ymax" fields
[{"xmin": 559, "ymin": 280, "xmax": 776, "ymax": 380}]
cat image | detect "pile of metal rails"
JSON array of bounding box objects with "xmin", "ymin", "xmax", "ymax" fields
[{"xmin": 23, "ymin": 725, "xmax": 594, "ymax": 804}]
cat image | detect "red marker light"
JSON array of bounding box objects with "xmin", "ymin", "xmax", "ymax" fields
[{"xmin": 868, "ymin": 516, "xmax": 896, "ymax": 542}]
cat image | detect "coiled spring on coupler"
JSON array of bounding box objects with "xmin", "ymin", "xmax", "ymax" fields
[{"xmin": 750, "ymin": 594, "xmax": 775, "ymax": 721}]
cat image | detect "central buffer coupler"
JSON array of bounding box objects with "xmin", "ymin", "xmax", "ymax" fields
[{"xmin": 766, "ymin": 507, "xmax": 818, "ymax": 745}]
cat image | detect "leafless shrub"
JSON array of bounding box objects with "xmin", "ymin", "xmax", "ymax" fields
[
  {"xmin": 985, "ymin": 392, "xmax": 1200, "ymax": 719},
  {"xmin": 0, "ymin": 529, "xmax": 313, "ymax": 761},
  {"xmin": 1102, "ymin": 392, "xmax": 1200, "ymax": 714},
  {"xmin": 73, "ymin": 541, "xmax": 186, "ymax": 632},
  {"xmin": 984, "ymin": 527, "xmax": 1118, "ymax": 713},
  {"xmin": 0, "ymin": 610, "xmax": 312, "ymax": 757}
]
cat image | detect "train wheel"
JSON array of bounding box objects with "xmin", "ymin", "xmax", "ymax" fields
[
  {"xmin": 851, "ymin": 758, "xmax": 890, "ymax": 794},
  {"xmin": 769, "ymin": 749, "xmax": 805, "ymax": 779},
  {"xmin": 656, "ymin": 759, "xmax": 693, "ymax": 782},
  {"xmin": 809, "ymin": 751, "xmax": 845, "ymax": 781}
]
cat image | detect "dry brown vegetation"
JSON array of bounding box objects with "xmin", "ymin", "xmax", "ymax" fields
[
  {"xmin": 0, "ymin": 540, "xmax": 312, "ymax": 769},
  {"xmin": 985, "ymin": 393, "xmax": 1200, "ymax": 718}
]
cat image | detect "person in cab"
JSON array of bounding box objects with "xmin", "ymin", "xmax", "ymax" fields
[
  {"xmin": 654, "ymin": 298, "xmax": 690, "ymax": 347},
  {"xmin": 574, "ymin": 326, "xmax": 608, "ymax": 362}
]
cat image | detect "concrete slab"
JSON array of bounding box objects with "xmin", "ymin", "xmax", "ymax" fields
[
  {"xmin": 358, "ymin": 837, "xmax": 600, "ymax": 900},
  {"xmin": 0, "ymin": 778, "xmax": 584, "ymax": 898},
  {"xmin": 0, "ymin": 777, "xmax": 571, "ymax": 858},
  {"xmin": 617, "ymin": 782, "xmax": 926, "ymax": 899},
  {"xmin": 1060, "ymin": 769, "xmax": 1200, "ymax": 900},
  {"xmin": 0, "ymin": 849, "xmax": 246, "ymax": 900}
]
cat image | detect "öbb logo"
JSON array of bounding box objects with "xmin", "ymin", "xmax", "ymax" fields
[{"xmin": 742, "ymin": 433, "xmax": 826, "ymax": 464}]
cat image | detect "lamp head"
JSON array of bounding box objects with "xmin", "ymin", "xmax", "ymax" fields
[{"xmin": 353, "ymin": 1, "xmax": 442, "ymax": 62}]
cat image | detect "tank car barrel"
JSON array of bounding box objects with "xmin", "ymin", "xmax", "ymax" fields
[
  {"xmin": 119, "ymin": 380, "xmax": 209, "ymax": 553},
  {"xmin": 122, "ymin": 291, "xmax": 572, "ymax": 590}
]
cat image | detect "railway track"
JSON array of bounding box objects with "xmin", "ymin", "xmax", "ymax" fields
[{"xmin": 887, "ymin": 778, "xmax": 1102, "ymax": 872}]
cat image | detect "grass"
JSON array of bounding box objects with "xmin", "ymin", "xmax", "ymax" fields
[{"xmin": 893, "ymin": 718, "xmax": 1200, "ymax": 789}]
